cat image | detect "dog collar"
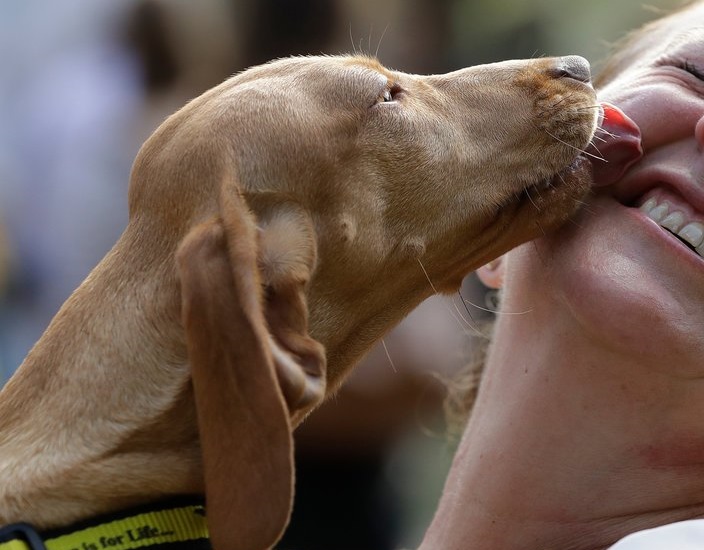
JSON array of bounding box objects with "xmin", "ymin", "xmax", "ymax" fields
[{"xmin": 0, "ymin": 497, "xmax": 210, "ymax": 550}]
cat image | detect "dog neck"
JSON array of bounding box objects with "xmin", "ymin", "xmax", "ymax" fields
[
  {"xmin": 0, "ymin": 237, "xmax": 203, "ymax": 529},
  {"xmin": 307, "ymin": 248, "xmax": 457, "ymax": 391}
]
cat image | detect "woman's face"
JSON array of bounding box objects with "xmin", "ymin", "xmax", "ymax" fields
[{"xmin": 503, "ymin": 5, "xmax": 704, "ymax": 364}]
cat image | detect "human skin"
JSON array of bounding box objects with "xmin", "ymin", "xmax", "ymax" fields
[{"xmin": 420, "ymin": 4, "xmax": 704, "ymax": 550}]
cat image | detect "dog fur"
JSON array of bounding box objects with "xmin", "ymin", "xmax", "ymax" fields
[{"xmin": 0, "ymin": 54, "xmax": 598, "ymax": 549}]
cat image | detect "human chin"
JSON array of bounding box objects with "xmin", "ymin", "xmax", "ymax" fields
[{"xmin": 525, "ymin": 192, "xmax": 704, "ymax": 365}]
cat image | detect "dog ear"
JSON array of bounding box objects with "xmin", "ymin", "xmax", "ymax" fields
[
  {"xmin": 176, "ymin": 201, "xmax": 292, "ymax": 549},
  {"xmin": 176, "ymin": 181, "xmax": 326, "ymax": 550}
]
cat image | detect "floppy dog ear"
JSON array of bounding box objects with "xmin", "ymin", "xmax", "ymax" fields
[
  {"xmin": 176, "ymin": 198, "xmax": 291, "ymax": 549},
  {"xmin": 176, "ymin": 180, "xmax": 326, "ymax": 550}
]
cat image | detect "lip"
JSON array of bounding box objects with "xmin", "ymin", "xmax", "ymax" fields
[
  {"xmin": 615, "ymin": 196, "xmax": 704, "ymax": 269},
  {"xmin": 604, "ymin": 163, "xmax": 704, "ymax": 217}
]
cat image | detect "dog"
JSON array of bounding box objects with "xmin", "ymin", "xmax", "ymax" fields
[{"xmin": 0, "ymin": 54, "xmax": 600, "ymax": 550}]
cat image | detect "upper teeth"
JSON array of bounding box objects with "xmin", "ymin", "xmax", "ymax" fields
[{"xmin": 640, "ymin": 197, "xmax": 704, "ymax": 257}]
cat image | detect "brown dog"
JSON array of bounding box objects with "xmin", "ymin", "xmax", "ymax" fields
[{"xmin": 0, "ymin": 54, "xmax": 599, "ymax": 549}]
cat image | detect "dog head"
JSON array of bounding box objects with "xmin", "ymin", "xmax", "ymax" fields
[
  {"xmin": 138, "ymin": 53, "xmax": 598, "ymax": 380},
  {"xmin": 130, "ymin": 54, "xmax": 599, "ymax": 549}
]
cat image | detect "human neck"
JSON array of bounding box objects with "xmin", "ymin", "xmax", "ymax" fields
[{"xmin": 421, "ymin": 292, "xmax": 704, "ymax": 550}]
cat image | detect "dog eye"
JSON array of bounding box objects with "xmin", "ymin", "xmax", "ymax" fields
[{"xmin": 376, "ymin": 83, "xmax": 402, "ymax": 104}]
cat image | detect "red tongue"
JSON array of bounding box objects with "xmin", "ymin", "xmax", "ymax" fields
[{"xmin": 588, "ymin": 102, "xmax": 642, "ymax": 186}]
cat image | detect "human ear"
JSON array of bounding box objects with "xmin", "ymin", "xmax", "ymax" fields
[{"xmin": 477, "ymin": 256, "xmax": 505, "ymax": 289}]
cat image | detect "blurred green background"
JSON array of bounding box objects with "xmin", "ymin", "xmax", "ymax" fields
[{"xmin": 0, "ymin": 1, "xmax": 685, "ymax": 549}]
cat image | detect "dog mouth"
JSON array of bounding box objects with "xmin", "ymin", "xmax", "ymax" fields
[
  {"xmin": 529, "ymin": 155, "xmax": 590, "ymax": 197},
  {"xmin": 461, "ymin": 102, "xmax": 642, "ymax": 275},
  {"xmin": 511, "ymin": 154, "xmax": 592, "ymax": 215},
  {"xmin": 587, "ymin": 103, "xmax": 642, "ymax": 188},
  {"xmin": 515, "ymin": 103, "xmax": 643, "ymax": 214}
]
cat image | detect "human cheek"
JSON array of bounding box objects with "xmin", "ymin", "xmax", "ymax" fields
[
  {"xmin": 537, "ymin": 198, "xmax": 700, "ymax": 362},
  {"xmin": 599, "ymin": 80, "xmax": 701, "ymax": 152}
]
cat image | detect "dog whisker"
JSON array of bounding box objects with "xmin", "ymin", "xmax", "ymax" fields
[
  {"xmin": 457, "ymin": 289, "xmax": 475, "ymax": 323},
  {"xmin": 551, "ymin": 95, "xmax": 571, "ymax": 108},
  {"xmin": 536, "ymin": 219, "xmax": 547, "ymax": 237},
  {"xmin": 418, "ymin": 258, "xmax": 487, "ymax": 334},
  {"xmin": 532, "ymin": 238, "xmax": 549, "ymax": 268},
  {"xmin": 590, "ymin": 134, "xmax": 609, "ymax": 144},
  {"xmin": 418, "ymin": 258, "xmax": 440, "ymax": 294},
  {"xmin": 524, "ymin": 187, "xmax": 540, "ymax": 211},
  {"xmin": 577, "ymin": 104, "xmax": 603, "ymax": 111},
  {"xmin": 594, "ymin": 127, "xmax": 619, "ymax": 139},
  {"xmin": 375, "ymin": 24, "xmax": 390, "ymax": 58},
  {"xmin": 459, "ymin": 293, "xmax": 533, "ymax": 317},
  {"xmin": 453, "ymin": 290, "xmax": 497, "ymax": 338},
  {"xmin": 455, "ymin": 290, "xmax": 492, "ymax": 332},
  {"xmin": 572, "ymin": 197, "xmax": 597, "ymax": 217},
  {"xmin": 587, "ymin": 140, "xmax": 607, "ymax": 161},
  {"xmin": 380, "ymin": 338, "xmax": 398, "ymax": 373},
  {"xmin": 451, "ymin": 299, "xmax": 486, "ymax": 337},
  {"xmin": 443, "ymin": 293, "xmax": 482, "ymax": 334},
  {"xmin": 555, "ymin": 171, "xmax": 567, "ymax": 186},
  {"xmin": 544, "ymin": 129, "xmax": 605, "ymax": 161}
]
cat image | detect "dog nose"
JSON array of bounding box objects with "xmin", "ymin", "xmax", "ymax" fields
[{"xmin": 549, "ymin": 55, "xmax": 592, "ymax": 84}]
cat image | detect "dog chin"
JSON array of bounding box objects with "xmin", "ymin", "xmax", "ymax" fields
[
  {"xmin": 432, "ymin": 158, "xmax": 593, "ymax": 293},
  {"xmin": 494, "ymin": 155, "xmax": 593, "ymax": 250}
]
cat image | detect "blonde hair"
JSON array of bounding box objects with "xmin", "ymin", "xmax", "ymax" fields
[
  {"xmin": 443, "ymin": 323, "xmax": 493, "ymax": 441},
  {"xmin": 596, "ymin": 0, "xmax": 700, "ymax": 88}
]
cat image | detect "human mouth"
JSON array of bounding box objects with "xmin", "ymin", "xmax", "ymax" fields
[{"xmin": 639, "ymin": 193, "xmax": 704, "ymax": 258}]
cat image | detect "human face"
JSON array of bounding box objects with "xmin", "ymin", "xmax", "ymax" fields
[{"xmin": 503, "ymin": 5, "xmax": 704, "ymax": 367}]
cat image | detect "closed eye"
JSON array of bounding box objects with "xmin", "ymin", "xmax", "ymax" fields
[
  {"xmin": 377, "ymin": 83, "xmax": 403, "ymax": 104},
  {"xmin": 679, "ymin": 60, "xmax": 704, "ymax": 81}
]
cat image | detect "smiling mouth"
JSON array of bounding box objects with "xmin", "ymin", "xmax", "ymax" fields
[{"xmin": 639, "ymin": 196, "xmax": 704, "ymax": 258}]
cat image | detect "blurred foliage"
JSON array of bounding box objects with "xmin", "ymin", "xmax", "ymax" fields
[{"xmin": 448, "ymin": 0, "xmax": 683, "ymax": 71}]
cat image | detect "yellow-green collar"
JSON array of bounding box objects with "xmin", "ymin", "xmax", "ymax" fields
[{"xmin": 0, "ymin": 497, "xmax": 210, "ymax": 550}]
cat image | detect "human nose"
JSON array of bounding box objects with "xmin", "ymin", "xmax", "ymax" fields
[{"xmin": 695, "ymin": 113, "xmax": 704, "ymax": 151}]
